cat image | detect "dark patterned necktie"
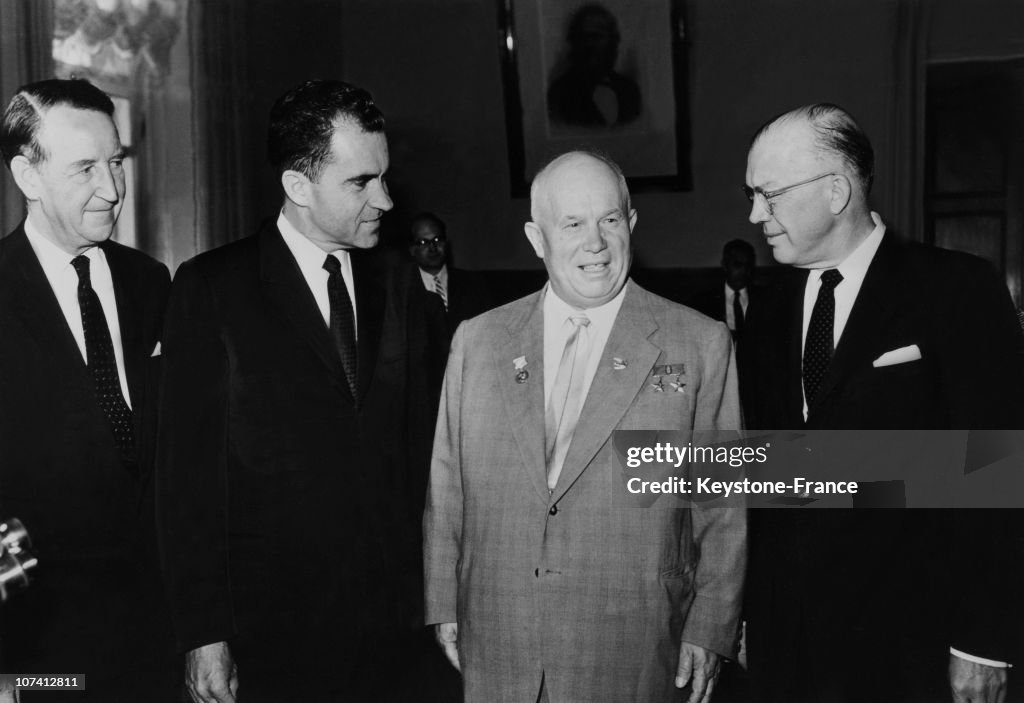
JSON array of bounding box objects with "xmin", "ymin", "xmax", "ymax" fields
[
  {"xmin": 71, "ymin": 255, "xmax": 134, "ymax": 453},
  {"xmin": 732, "ymin": 289, "xmax": 745, "ymax": 335},
  {"xmin": 802, "ymin": 269, "xmax": 843, "ymax": 407},
  {"xmin": 323, "ymin": 254, "xmax": 358, "ymax": 398}
]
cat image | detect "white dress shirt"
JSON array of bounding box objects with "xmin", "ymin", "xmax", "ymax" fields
[
  {"xmin": 725, "ymin": 283, "xmax": 748, "ymax": 332},
  {"xmin": 277, "ymin": 211, "xmax": 357, "ymax": 336},
  {"xmin": 419, "ymin": 264, "xmax": 448, "ymax": 296},
  {"xmin": 801, "ymin": 211, "xmax": 886, "ymax": 419},
  {"xmin": 24, "ymin": 215, "xmax": 132, "ymax": 408},
  {"xmin": 542, "ymin": 282, "xmax": 628, "ymax": 408}
]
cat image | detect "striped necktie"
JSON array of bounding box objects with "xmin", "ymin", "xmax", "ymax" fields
[{"xmin": 433, "ymin": 273, "xmax": 448, "ymax": 310}]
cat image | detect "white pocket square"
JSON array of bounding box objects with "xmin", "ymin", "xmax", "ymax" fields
[
  {"xmin": 872, "ymin": 344, "xmax": 920, "ymax": 368},
  {"xmin": 151, "ymin": 341, "xmax": 162, "ymax": 358}
]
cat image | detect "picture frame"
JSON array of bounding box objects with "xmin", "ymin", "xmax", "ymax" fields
[{"xmin": 497, "ymin": 0, "xmax": 691, "ymax": 197}]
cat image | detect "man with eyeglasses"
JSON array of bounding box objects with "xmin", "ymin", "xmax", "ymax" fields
[
  {"xmin": 408, "ymin": 211, "xmax": 493, "ymax": 335},
  {"xmin": 740, "ymin": 103, "xmax": 1024, "ymax": 702}
]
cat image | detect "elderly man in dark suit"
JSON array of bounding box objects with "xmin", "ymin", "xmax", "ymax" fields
[
  {"xmin": 157, "ymin": 79, "xmax": 440, "ymax": 703},
  {"xmin": 742, "ymin": 103, "xmax": 1024, "ymax": 703},
  {"xmin": 0, "ymin": 78, "xmax": 173, "ymax": 700},
  {"xmin": 425, "ymin": 150, "xmax": 746, "ymax": 703}
]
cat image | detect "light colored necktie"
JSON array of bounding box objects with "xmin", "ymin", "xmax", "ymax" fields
[
  {"xmin": 433, "ymin": 274, "xmax": 448, "ymax": 310},
  {"xmin": 545, "ymin": 312, "xmax": 591, "ymax": 491}
]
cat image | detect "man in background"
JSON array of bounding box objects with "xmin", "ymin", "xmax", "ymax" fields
[
  {"xmin": 742, "ymin": 103, "xmax": 1024, "ymax": 702},
  {"xmin": 408, "ymin": 211, "xmax": 493, "ymax": 335},
  {"xmin": 0, "ymin": 78, "xmax": 174, "ymax": 699},
  {"xmin": 424, "ymin": 150, "xmax": 745, "ymax": 703},
  {"xmin": 157, "ymin": 79, "xmax": 439, "ymax": 702},
  {"xmin": 688, "ymin": 239, "xmax": 757, "ymax": 341}
]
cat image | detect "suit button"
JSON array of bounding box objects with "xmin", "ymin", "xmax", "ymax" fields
[{"xmin": 549, "ymin": 505, "xmax": 558, "ymax": 516}]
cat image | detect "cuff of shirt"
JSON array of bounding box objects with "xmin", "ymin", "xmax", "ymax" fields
[{"xmin": 950, "ymin": 648, "xmax": 1012, "ymax": 668}]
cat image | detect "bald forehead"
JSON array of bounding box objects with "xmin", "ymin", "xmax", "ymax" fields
[
  {"xmin": 748, "ymin": 117, "xmax": 834, "ymax": 182},
  {"xmin": 411, "ymin": 218, "xmax": 443, "ymax": 238},
  {"xmin": 531, "ymin": 152, "xmax": 626, "ymax": 219},
  {"xmin": 753, "ymin": 117, "xmax": 815, "ymax": 156}
]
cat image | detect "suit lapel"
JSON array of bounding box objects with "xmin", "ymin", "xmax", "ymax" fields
[
  {"xmin": 495, "ymin": 291, "xmax": 549, "ymax": 501},
  {"xmin": 3, "ymin": 227, "xmax": 88, "ymax": 373},
  {"xmin": 352, "ymin": 251, "xmax": 384, "ymax": 402},
  {"xmin": 809, "ymin": 234, "xmax": 903, "ymax": 417},
  {"xmin": 787, "ymin": 271, "xmax": 807, "ymax": 425},
  {"xmin": 552, "ymin": 283, "xmax": 661, "ymax": 501},
  {"xmin": 714, "ymin": 288, "xmax": 727, "ymax": 321},
  {"xmin": 259, "ymin": 224, "xmax": 346, "ymax": 387}
]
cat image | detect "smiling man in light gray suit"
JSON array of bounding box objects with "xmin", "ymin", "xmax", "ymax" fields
[{"xmin": 423, "ymin": 150, "xmax": 746, "ymax": 703}]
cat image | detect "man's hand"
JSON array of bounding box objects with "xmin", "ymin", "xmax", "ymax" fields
[
  {"xmin": 185, "ymin": 641, "xmax": 238, "ymax": 703},
  {"xmin": 675, "ymin": 642, "xmax": 721, "ymax": 703},
  {"xmin": 0, "ymin": 675, "xmax": 19, "ymax": 703},
  {"xmin": 434, "ymin": 622, "xmax": 461, "ymax": 672},
  {"xmin": 950, "ymin": 655, "xmax": 1008, "ymax": 703}
]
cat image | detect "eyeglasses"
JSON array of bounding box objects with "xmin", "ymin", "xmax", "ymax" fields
[
  {"xmin": 742, "ymin": 172, "xmax": 835, "ymax": 216},
  {"xmin": 413, "ymin": 238, "xmax": 447, "ymax": 248}
]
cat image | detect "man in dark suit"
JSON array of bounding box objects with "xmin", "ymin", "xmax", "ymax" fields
[
  {"xmin": 156, "ymin": 80, "xmax": 439, "ymax": 703},
  {"xmin": 742, "ymin": 103, "xmax": 1024, "ymax": 702},
  {"xmin": 408, "ymin": 211, "xmax": 494, "ymax": 335},
  {"xmin": 0, "ymin": 78, "xmax": 173, "ymax": 699},
  {"xmin": 688, "ymin": 239, "xmax": 756, "ymax": 339}
]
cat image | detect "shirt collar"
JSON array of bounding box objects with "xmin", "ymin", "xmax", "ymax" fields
[
  {"xmin": 420, "ymin": 264, "xmax": 447, "ymax": 283},
  {"xmin": 23, "ymin": 215, "xmax": 104, "ymax": 276},
  {"xmin": 543, "ymin": 280, "xmax": 629, "ymax": 329},
  {"xmin": 808, "ymin": 211, "xmax": 886, "ymax": 287},
  {"xmin": 724, "ymin": 281, "xmax": 747, "ymax": 303},
  {"xmin": 276, "ymin": 211, "xmax": 350, "ymax": 271}
]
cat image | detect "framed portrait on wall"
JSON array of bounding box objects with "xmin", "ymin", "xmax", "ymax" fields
[{"xmin": 498, "ymin": 0, "xmax": 691, "ymax": 196}]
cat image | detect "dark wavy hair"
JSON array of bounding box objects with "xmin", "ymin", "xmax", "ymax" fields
[{"xmin": 267, "ymin": 79, "xmax": 385, "ymax": 182}]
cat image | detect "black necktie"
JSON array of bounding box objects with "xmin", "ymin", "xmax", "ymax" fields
[
  {"xmin": 71, "ymin": 255, "xmax": 135, "ymax": 454},
  {"xmin": 732, "ymin": 288, "xmax": 745, "ymax": 335},
  {"xmin": 802, "ymin": 269, "xmax": 843, "ymax": 407},
  {"xmin": 323, "ymin": 254, "xmax": 358, "ymax": 398}
]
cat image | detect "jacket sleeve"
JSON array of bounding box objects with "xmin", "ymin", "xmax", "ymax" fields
[
  {"xmin": 155, "ymin": 259, "xmax": 236, "ymax": 653},
  {"xmin": 944, "ymin": 258, "xmax": 1024, "ymax": 663},
  {"xmin": 422, "ymin": 322, "xmax": 467, "ymax": 625},
  {"xmin": 681, "ymin": 322, "xmax": 747, "ymax": 658}
]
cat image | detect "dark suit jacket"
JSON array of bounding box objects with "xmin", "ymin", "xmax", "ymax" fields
[
  {"xmin": 0, "ymin": 224, "xmax": 172, "ymax": 693},
  {"xmin": 687, "ymin": 284, "xmax": 729, "ymax": 324},
  {"xmin": 743, "ymin": 232, "xmax": 1024, "ymax": 700},
  {"xmin": 443, "ymin": 266, "xmax": 494, "ymax": 332},
  {"xmin": 688, "ymin": 281, "xmax": 759, "ymax": 412},
  {"xmin": 156, "ymin": 221, "xmax": 439, "ymax": 666}
]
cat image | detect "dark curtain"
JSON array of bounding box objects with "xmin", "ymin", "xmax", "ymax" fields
[
  {"xmin": 0, "ymin": 0, "xmax": 53, "ymax": 235},
  {"xmin": 189, "ymin": 0, "xmax": 252, "ymax": 254}
]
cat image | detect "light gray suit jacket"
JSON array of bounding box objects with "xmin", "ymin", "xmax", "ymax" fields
[{"xmin": 424, "ymin": 281, "xmax": 746, "ymax": 703}]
